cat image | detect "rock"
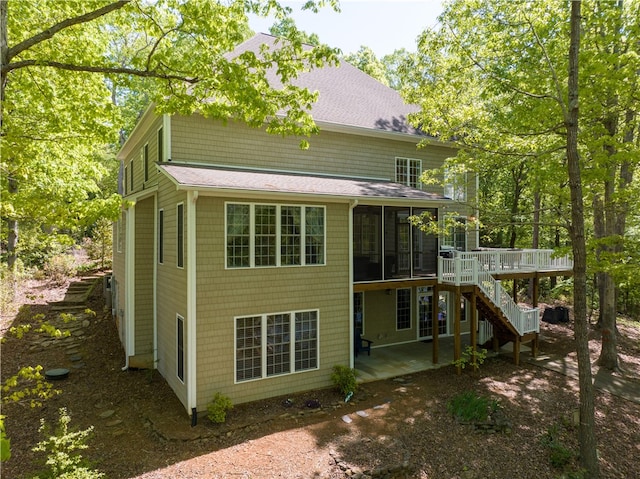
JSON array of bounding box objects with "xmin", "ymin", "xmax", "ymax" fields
[{"xmin": 99, "ymin": 410, "xmax": 116, "ymax": 418}]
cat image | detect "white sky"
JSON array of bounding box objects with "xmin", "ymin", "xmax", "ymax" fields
[{"xmin": 249, "ymin": 0, "xmax": 444, "ymax": 57}]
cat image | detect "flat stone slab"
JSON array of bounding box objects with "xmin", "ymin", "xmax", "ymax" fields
[
  {"xmin": 99, "ymin": 410, "xmax": 116, "ymax": 419},
  {"xmin": 45, "ymin": 368, "xmax": 69, "ymax": 380}
]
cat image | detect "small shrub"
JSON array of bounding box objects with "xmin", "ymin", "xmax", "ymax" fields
[
  {"xmin": 447, "ymin": 391, "xmax": 497, "ymax": 423},
  {"xmin": 44, "ymin": 254, "xmax": 77, "ymax": 285},
  {"xmin": 540, "ymin": 424, "xmax": 576, "ymax": 470},
  {"xmin": 32, "ymin": 408, "xmax": 103, "ymax": 479},
  {"xmin": 207, "ymin": 393, "xmax": 233, "ymax": 424},
  {"xmin": 452, "ymin": 346, "xmax": 487, "ymax": 371},
  {"xmin": 330, "ymin": 365, "xmax": 358, "ymax": 397}
]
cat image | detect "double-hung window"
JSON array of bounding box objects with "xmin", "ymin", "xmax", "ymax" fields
[
  {"xmin": 226, "ymin": 203, "xmax": 325, "ymax": 268},
  {"xmin": 235, "ymin": 310, "xmax": 319, "ymax": 382},
  {"xmin": 395, "ymin": 157, "xmax": 422, "ymax": 188}
]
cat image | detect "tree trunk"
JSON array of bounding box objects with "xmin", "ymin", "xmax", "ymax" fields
[
  {"xmin": 6, "ymin": 177, "xmax": 18, "ymax": 270},
  {"xmin": 566, "ymin": 2, "xmax": 600, "ymax": 477},
  {"xmin": 528, "ymin": 190, "xmax": 541, "ymax": 300}
]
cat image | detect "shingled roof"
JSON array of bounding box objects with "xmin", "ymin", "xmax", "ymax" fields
[
  {"xmin": 233, "ymin": 33, "xmax": 423, "ymax": 135},
  {"xmin": 160, "ymin": 163, "xmax": 446, "ymax": 203}
]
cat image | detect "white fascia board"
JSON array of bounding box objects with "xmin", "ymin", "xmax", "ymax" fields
[{"xmin": 117, "ymin": 103, "xmax": 157, "ymax": 161}]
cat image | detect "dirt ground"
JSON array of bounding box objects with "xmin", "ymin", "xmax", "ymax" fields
[{"xmin": 1, "ymin": 272, "xmax": 640, "ymax": 479}]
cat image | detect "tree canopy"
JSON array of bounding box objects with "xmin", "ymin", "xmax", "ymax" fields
[{"xmin": 0, "ymin": 0, "xmax": 340, "ymax": 268}]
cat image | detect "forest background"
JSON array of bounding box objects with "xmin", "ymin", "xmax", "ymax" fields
[{"xmin": 1, "ymin": 1, "xmax": 639, "ymax": 477}]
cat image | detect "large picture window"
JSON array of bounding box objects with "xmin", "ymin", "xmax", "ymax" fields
[
  {"xmin": 235, "ymin": 310, "xmax": 319, "ymax": 382},
  {"xmin": 226, "ymin": 203, "xmax": 325, "ymax": 268}
]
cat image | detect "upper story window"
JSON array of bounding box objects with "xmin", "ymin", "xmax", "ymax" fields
[
  {"xmin": 143, "ymin": 143, "xmax": 149, "ymax": 182},
  {"xmin": 129, "ymin": 159, "xmax": 134, "ymax": 192},
  {"xmin": 157, "ymin": 126, "xmax": 164, "ymax": 163},
  {"xmin": 177, "ymin": 203, "xmax": 184, "ymax": 268},
  {"xmin": 444, "ymin": 167, "xmax": 467, "ymax": 202},
  {"xmin": 226, "ymin": 202, "xmax": 325, "ymax": 269},
  {"xmin": 395, "ymin": 157, "xmax": 422, "ymax": 189},
  {"xmin": 158, "ymin": 209, "xmax": 164, "ymax": 264}
]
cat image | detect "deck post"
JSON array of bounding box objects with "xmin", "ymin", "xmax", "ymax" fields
[
  {"xmin": 513, "ymin": 335, "xmax": 521, "ymax": 366},
  {"xmin": 454, "ymin": 286, "xmax": 461, "ymax": 374},
  {"xmin": 532, "ymin": 276, "xmax": 539, "ymax": 307},
  {"xmin": 470, "ymin": 289, "xmax": 477, "ymax": 369}
]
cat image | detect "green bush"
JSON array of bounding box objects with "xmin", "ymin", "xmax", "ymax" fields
[
  {"xmin": 330, "ymin": 365, "xmax": 358, "ymax": 396},
  {"xmin": 540, "ymin": 424, "xmax": 576, "ymax": 470},
  {"xmin": 207, "ymin": 393, "xmax": 233, "ymax": 424},
  {"xmin": 452, "ymin": 346, "xmax": 487, "ymax": 371},
  {"xmin": 44, "ymin": 254, "xmax": 77, "ymax": 285},
  {"xmin": 31, "ymin": 408, "xmax": 103, "ymax": 479},
  {"xmin": 447, "ymin": 391, "xmax": 498, "ymax": 423}
]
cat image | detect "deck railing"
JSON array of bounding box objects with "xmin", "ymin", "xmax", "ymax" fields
[
  {"xmin": 455, "ymin": 248, "xmax": 573, "ymax": 275},
  {"xmin": 438, "ymin": 255, "xmax": 542, "ymax": 336}
]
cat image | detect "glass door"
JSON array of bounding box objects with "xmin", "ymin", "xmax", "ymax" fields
[{"xmin": 417, "ymin": 287, "xmax": 433, "ymax": 339}]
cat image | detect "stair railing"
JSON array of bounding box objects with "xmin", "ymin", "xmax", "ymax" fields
[{"xmin": 438, "ymin": 256, "xmax": 539, "ymax": 336}]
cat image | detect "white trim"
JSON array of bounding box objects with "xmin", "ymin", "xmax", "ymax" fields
[
  {"xmin": 224, "ymin": 202, "xmax": 326, "ymax": 269},
  {"xmin": 162, "ymin": 114, "xmax": 171, "ymax": 161},
  {"xmin": 153, "ymin": 195, "xmax": 158, "ymax": 367},
  {"xmin": 125, "ymin": 205, "xmax": 136, "ymax": 358},
  {"xmin": 186, "ymin": 190, "xmax": 197, "ymax": 413},
  {"xmin": 349, "ymin": 199, "xmax": 357, "ymax": 368},
  {"xmin": 117, "ymin": 103, "xmax": 156, "ymax": 160},
  {"xmin": 233, "ymin": 309, "xmax": 320, "ymax": 384},
  {"xmin": 395, "ymin": 157, "xmax": 423, "ymax": 189}
]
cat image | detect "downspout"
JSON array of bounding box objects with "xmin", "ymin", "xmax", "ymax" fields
[
  {"xmin": 187, "ymin": 190, "xmax": 198, "ymax": 420},
  {"xmin": 123, "ymin": 203, "xmax": 136, "ymax": 371},
  {"xmin": 348, "ymin": 199, "xmax": 358, "ymax": 368}
]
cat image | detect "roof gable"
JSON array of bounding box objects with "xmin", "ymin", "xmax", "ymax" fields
[{"xmin": 233, "ymin": 34, "xmax": 422, "ymax": 135}]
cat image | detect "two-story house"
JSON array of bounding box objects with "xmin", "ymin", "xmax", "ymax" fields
[{"xmin": 112, "ymin": 33, "xmax": 572, "ymax": 419}]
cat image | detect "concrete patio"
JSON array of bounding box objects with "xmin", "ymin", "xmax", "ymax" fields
[{"xmin": 354, "ymin": 336, "xmax": 459, "ymax": 382}]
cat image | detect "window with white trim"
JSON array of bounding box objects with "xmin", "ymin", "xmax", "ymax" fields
[
  {"xmin": 396, "ymin": 288, "xmax": 411, "ymax": 330},
  {"xmin": 444, "ymin": 167, "xmax": 467, "ymax": 202},
  {"xmin": 177, "ymin": 203, "xmax": 184, "ymax": 268},
  {"xmin": 123, "ymin": 165, "xmax": 128, "ymax": 195},
  {"xmin": 157, "ymin": 126, "xmax": 164, "ymax": 163},
  {"xmin": 441, "ymin": 216, "xmax": 467, "ymax": 252},
  {"xmin": 235, "ymin": 310, "xmax": 319, "ymax": 382},
  {"xmin": 177, "ymin": 315, "xmax": 184, "ymax": 382},
  {"xmin": 226, "ymin": 203, "xmax": 325, "ymax": 268},
  {"xmin": 129, "ymin": 159, "xmax": 134, "ymax": 192},
  {"xmin": 143, "ymin": 143, "xmax": 149, "ymax": 182},
  {"xmin": 395, "ymin": 157, "xmax": 422, "ymax": 188}
]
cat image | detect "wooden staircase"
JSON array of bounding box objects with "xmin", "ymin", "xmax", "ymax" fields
[{"xmin": 463, "ymin": 287, "xmax": 539, "ymax": 365}]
